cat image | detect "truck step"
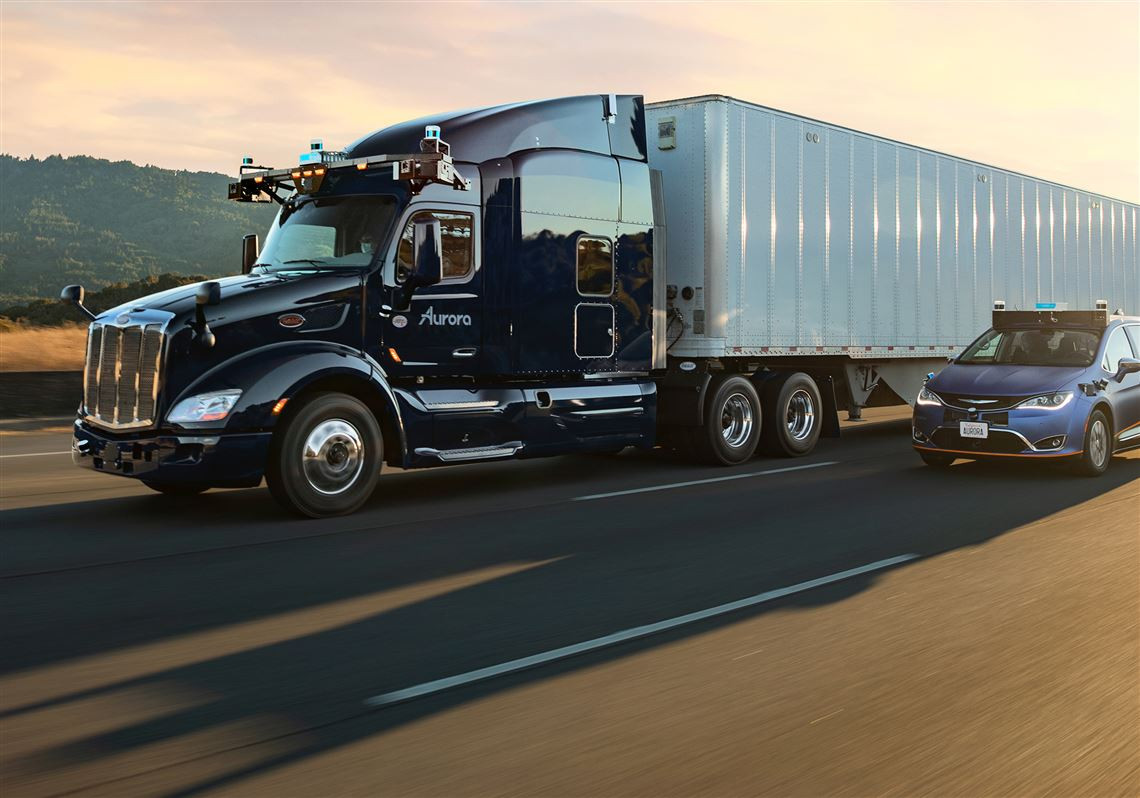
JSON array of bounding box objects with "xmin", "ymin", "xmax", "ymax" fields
[{"xmin": 414, "ymin": 442, "xmax": 524, "ymax": 462}]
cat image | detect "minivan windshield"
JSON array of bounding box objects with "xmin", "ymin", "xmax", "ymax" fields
[
  {"xmin": 957, "ymin": 327, "xmax": 1101, "ymax": 367},
  {"xmin": 256, "ymin": 195, "xmax": 397, "ymax": 273}
]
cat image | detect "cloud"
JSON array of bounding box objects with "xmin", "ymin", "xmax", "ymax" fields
[{"xmin": 1, "ymin": 1, "xmax": 1136, "ymax": 201}]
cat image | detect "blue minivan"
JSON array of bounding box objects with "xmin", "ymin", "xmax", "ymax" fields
[{"xmin": 913, "ymin": 304, "xmax": 1140, "ymax": 475}]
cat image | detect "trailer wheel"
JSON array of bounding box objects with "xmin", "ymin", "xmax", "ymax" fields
[
  {"xmin": 689, "ymin": 375, "xmax": 762, "ymax": 465},
  {"xmin": 760, "ymin": 373, "xmax": 822, "ymax": 457},
  {"xmin": 266, "ymin": 392, "xmax": 383, "ymax": 517}
]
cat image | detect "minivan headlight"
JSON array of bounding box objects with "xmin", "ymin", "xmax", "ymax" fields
[
  {"xmin": 168, "ymin": 390, "xmax": 242, "ymax": 423},
  {"xmin": 916, "ymin": 386, "xmax": 943, "ymax": 406},
  {"xmin": 1017, "ymin": 391, "xmax": 1073, "ymax": 410}
]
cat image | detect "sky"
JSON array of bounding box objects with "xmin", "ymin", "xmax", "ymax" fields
[{"xmin": 1, "ymin": 1, "xmax": 1137, "ymax": 202}]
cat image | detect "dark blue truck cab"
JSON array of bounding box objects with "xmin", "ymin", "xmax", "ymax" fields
[{"xmin": 67, "ymin": 95, "xmax": 708, "ymax": 516}]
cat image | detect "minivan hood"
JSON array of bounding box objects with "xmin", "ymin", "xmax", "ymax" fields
[{"xmin": 931, "ymin": 362, "xmax": 1085, "ymax": 396}]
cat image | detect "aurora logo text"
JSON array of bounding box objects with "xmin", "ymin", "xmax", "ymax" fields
[{"xmin": 419, "ymin": 306, "xmax": 472, "ymax": 327}]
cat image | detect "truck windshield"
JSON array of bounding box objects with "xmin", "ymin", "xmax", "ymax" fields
[
  {"xmin": 957, "ymin": 327, "xmax": 1101, "ymax": 367},
  {"xmin": 256, "ymin": 195, "xmax": 397, "ymax": 272}
]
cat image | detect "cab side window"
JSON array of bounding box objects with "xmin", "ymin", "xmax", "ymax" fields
[
  {"xmin": 396, "ymin": 211, "xmax": 473, "ymax": 283},
  {"xmin": 577, "ymin": 236, "xmax": 614, "ymax": 296},
  {"xmin": 1102, "ymin": 327, "xmax": 1135, "ymax": 373}
]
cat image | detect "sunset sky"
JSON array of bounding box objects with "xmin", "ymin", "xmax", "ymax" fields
[{"xmin": 2, "ymin": 1, "xmax": 1137, "ymax": 202}]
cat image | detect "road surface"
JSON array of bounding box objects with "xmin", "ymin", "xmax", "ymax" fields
[{"xmin": 1, "ymin": 411, "xmax": 1138, "ymax": 796}]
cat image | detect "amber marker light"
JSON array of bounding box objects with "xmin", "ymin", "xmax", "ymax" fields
[
  {"xmin": 388, "ymin": 347, "xmax": 402, "ymax": 363},
  {"xmin": 271, "ymin": 397, "xmax": 289, "ymax": 415},
  {"xmin": 356, "ymin": 162, "xmax": 368, "ymax": 170}
]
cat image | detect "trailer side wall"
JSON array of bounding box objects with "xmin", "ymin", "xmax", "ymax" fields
[{"xmin": 646, "ymin": 96, "xmax": 1139, "ymax": 360}]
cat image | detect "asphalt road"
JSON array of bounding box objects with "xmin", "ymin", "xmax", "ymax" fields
[{"xmin": 1, "ymin": 410, "xmax": 1138, "ymax": 797}]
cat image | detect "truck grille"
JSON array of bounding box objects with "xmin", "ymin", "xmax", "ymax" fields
[{"xmin": 84, "ymin": 321, "xmax": 167, "ymax": 429}]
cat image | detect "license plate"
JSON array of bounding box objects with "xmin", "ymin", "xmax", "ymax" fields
[{"xmin": 959, "ymin": 421, "xmax": 989, "ymax": 439}]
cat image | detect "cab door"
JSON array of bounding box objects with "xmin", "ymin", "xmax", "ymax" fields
[{"xmin": 382, "ymin": 205, "xmax": 482, "ymax": 374}]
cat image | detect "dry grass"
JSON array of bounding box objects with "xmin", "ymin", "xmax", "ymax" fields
[{"xmin": 0, "ymin": 324, "xmax": 88, "ymax": 372}]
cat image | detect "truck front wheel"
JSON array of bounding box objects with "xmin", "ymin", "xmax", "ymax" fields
[
  {"xmin": 266, "ymin": 392, "xmax": 383, "ymax": 517},
  {"xmin": 760, "ymin": 373, "xmax": 822, "ymax": 456}
]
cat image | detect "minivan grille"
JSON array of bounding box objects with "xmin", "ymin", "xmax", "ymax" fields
[{"xmin": 84, "ymin": 322, "xmax": 166, "ymax": 429}]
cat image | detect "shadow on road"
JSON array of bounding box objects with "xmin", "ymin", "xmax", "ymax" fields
[{"xmin": 2, "ymin": 420, "xmax": 1138, "ymax": 794}]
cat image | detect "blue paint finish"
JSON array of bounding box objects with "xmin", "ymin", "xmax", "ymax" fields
[
  {"xmin": 913, "ymin": 319, "xmax": 1140, "ymax": 458},
  {"xmin": 71, "ymin": 95, "xmax": 662, "ymax": 496}
]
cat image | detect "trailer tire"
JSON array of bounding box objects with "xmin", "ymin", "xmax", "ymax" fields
[
  {"xmin": 688, "ymin": 375, "xmax": 762, "ymax": 465},
  {"xmin": 760, "ymin": 372, "xmax": 822, "ymax": 457},
  {"xmin": 266, "ymin": 392, "xmax": 383, "ymax": 517}
]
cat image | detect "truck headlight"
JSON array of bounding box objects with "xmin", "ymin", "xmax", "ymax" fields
[
  {"xmin": 168, "ymin": 390, "xmax": 243, "ymax": 423},
  {"xmin": 1017, "ymin": 391, "xmax": 1073, "ymax": 410},
  {"xmin": 916, "ymin": 386, "xmax": 943, "ymax": 406}
]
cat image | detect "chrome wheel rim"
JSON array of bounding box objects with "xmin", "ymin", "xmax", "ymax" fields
[
  {"xmin": 721, "ymin": 393, "xmax": 754, "ymax": 449},
  {"xmin": 786, "ymin": 389, "xmax": 816, "ymax": 441},
  {"xmin": 302, "ymin": 418, "xmax": 364, "ymax": 495},
  {"xmin": 1089, "ymin": 419, "xmax": 1108, "ymax": 467}
]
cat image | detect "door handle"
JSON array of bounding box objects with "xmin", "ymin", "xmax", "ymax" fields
[{"xmin": 452, "ymin": 347, "xmax": 478, "ymax": 358}]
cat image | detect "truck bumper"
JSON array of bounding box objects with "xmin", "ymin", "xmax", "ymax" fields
[{"xmin": 72, "ymin": 421, "xmax": 271, "ymax": 488}]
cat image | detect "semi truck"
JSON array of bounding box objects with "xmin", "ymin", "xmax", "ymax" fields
[{"xmin": 63, "ymin": 94, "xmax": 1140, "ymax": 516}]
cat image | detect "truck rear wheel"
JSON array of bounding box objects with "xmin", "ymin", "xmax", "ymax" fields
[
  {"xmin": 689, "ymin": 375, "xmax": 762, "ymax": 465},
  {"xmin": 266, "ymin": 392, "xmax": 383, "ymax": 517},
  {"xmin": 760, "ymin": 373, "xmax": 822, "ymax": 457}
]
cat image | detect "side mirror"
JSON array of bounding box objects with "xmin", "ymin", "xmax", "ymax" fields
[
  {"xmin": 60, "ymin": 284, "xmax": 96, "ymax": 321},
  {"xmin": 396, "ymin": 219, "xmax": 443, "ymax": 310},
  {"xmin": 194, "ymin": 281, "xmax": 221, "ymax": 348},
  {"xmin": 1115, "ymin": 357, "xmax": 1140, "ymax": 381},
  {"xmin": 241, "ymin": 234, "xmax": 259, "ymax": 275}
]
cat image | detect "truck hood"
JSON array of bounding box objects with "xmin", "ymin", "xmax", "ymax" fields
[
  {"xmin": 98, "ymin": 271, "xmax": 361, "ymax": 324},
  {"xmin": 95, "ymin": 271, "xmax": 366, "ymax": 412},
  {"xmin": 930, "ymin": 362, "xmax": 1084, "ymax": 396}
]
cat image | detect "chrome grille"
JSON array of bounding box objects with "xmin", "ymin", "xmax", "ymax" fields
[{"xmin": 84, "ymin": 317, "xmax": 168, "ymax": 429}]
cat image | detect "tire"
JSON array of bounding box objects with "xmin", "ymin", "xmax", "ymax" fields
[
  {"xmin": 1074, "ymin": 408, "xmax": 1112, "ymax": 477},
  {"xmin": 266, "ymin": 392, "xmax": 383, "ymax": 517},
  {"xmin": 759, "ymin": 373, "xmax": 823, "ymax": 457},
  {"xmin": 918, "ymin": 451, "xmax": 955, "ymax": 468},
  {"xmin": 688, "ymin": 375, "xmax": 762, "ymax": 465},
  {"xmin": 142, "ymin": 481, "xmax": 210, "ymax": 496}
]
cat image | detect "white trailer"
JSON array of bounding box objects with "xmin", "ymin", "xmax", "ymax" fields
[{"xmin": 646, "ymin": 95, "xmax": 1140, "ymax": 411}]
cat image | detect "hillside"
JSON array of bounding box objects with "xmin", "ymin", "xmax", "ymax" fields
[{"xmin": 0, "ymin": 154, "xmax": 276, "ymax": 307}]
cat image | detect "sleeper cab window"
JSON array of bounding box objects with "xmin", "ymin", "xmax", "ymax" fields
[
  {"xmin": 397, "ymin": 210, "xmax": 474, "ymax": 283},
  {"xmin": 576, "ymin": 236, "xmax": 613, "ymax": 296}
]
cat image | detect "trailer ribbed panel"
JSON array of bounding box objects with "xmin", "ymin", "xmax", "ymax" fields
[{"xmin": 646, "ymin": 95, "xmax": 1139, "ymax": 358}]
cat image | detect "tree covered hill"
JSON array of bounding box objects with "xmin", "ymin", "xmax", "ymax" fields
[{"xmin": 0, "ymin": 154, "xmax": 276, "ymax": 308}]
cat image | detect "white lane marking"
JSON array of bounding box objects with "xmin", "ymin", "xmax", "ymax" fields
[
  {"xmin": 0, "ymin": 451, "xmax": 71, "ymax": 459},
  {"xmin": 364, "ymin": 553, "xmax": 918, "ymax": 708},
  {"xmin": 573, "ymin": 461, "xmax": 838, "ymax": 501}
]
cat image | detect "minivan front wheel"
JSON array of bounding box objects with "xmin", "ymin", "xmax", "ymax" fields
[
  {"xmin": 1074, "ymin": 409, "xmax": 1111, "ymax": 477},
  {"xmin": 267, "ymin": 392, "xmax": 383, "ymax": 517}
]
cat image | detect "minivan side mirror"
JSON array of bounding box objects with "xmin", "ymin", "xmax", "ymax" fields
[
  {"xmin": 241, "ymin": 233, "xmax": 259, "ymax": 274},
  {"xmin": 1115, "ymin": 357, "xmax": 1140, "ymax": 381},
  {"xmin": 396, "ymin": 219, "xmax": 443, "ymax": 310}
]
